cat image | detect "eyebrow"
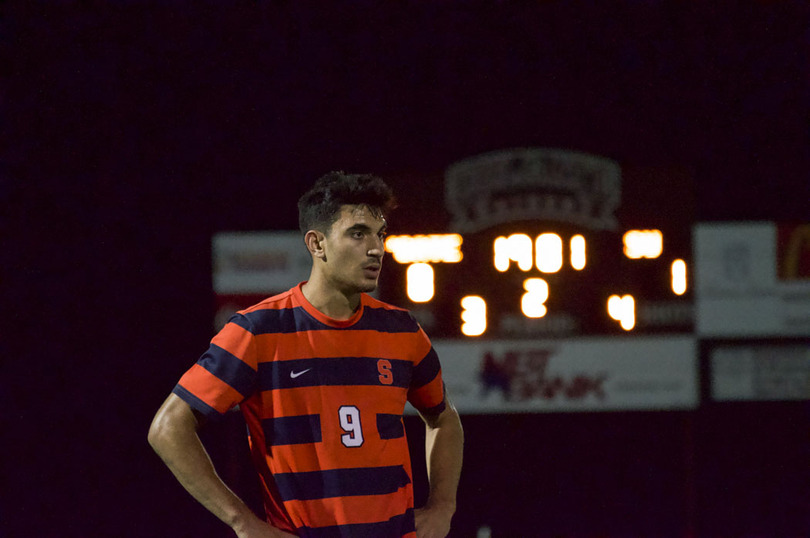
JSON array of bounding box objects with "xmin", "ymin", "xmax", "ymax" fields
[{"xmin": 346, "ymin": 222, "xmax": 387, "ymax": 234}]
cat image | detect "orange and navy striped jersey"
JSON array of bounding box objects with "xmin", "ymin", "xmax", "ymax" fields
[{"xmin": 173, "ymin": 283, "xmax": 446, "ymax": 537}]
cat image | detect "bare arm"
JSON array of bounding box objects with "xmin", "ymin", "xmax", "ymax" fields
[
  {"xmin": 147, "ymin": 394, "xmax": 295, "ymax": 538},
  {"xmin": 414, "ymin": 396, "xmax": 464, "ymax": 538}
]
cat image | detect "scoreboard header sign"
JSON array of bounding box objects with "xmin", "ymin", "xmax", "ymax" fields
[{"xmin": 444, "ymin": 148, "xmax": 621, "ymax": 233}]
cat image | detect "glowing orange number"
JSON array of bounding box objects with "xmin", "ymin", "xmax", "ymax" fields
[
  {"xmin": 521, "ymin": 278, "xmax": 549, "ymax": 318},
  {"xmin": 460, "ymin": 296, "xmax": 487, "ymax": 336}
]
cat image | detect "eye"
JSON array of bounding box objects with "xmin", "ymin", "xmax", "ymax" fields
[
  {"xmin": 351, "ymin": 230, "xmax": 364, "ymax": 239},
  {"xmin": 378, "ymin": 231, "xmax": 387, "ymax": 240}
]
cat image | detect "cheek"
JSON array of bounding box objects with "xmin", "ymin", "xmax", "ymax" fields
[{"xmin": 328, "ymin": 248, "xmax": 357, "ymax": 272}]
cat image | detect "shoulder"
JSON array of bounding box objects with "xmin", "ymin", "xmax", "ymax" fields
[
  {"xmin": 238, "ymin": 288, "xmax": 297, "ymax": 316},
  {"xmin": 362, "ymin": 293, "xmax": 409, "ymax": 313},
  {"xmin": 360, "ymin": 294, "xmax": 423, "ymax": 333},
  {"xmin": 224, "ymin": 288, "xmax": 299, "ymax": 334}
]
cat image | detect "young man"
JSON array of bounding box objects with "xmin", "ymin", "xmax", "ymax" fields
[{"xmin": 148, "ymin": 172, "xmax": 463, "ymax": 538}]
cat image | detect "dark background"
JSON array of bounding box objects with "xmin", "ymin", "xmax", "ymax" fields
[{"xmin": 5, "ymin": 2, "xmax": 810, "ymax": 536}]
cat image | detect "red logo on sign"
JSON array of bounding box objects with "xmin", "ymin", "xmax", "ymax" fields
[{"xmin": 481, "ymin": 349, "xmax": 607, "ymax": 401}]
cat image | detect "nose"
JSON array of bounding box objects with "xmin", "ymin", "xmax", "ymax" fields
[{"xmin": 368, "ymin": 235, "xmax": 384, "ymax": 259}]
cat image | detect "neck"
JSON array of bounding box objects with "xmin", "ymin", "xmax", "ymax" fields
[{"xmin": 301, "ymin": 274, "xmax": 362, "ymax": 320}]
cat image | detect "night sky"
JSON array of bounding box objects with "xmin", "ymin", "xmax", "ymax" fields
[{"xmin": 5, "ymin": 2, "xmax": 810, "ymax": 535}]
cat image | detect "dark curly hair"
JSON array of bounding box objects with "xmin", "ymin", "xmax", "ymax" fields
[{"xmin": 297, "ymin": 171, "xmax": 397, "ymax": 234}]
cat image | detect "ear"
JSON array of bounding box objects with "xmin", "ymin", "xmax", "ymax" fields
[{"xmin": 304, "ymin": 230, "xmax": 327, "ymax": 260}]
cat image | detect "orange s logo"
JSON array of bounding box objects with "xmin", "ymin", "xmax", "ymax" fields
[{"xmin": 377, "ymin": 359, "xmax": 393, "ymax": 385}]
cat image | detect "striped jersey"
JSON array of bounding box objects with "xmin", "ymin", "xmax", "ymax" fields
[{"xmin": 173, "ymin": 282, "xmax": 446, "ymax": 537}]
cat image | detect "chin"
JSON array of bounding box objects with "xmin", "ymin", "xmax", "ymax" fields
[
  {"xmin": 355, "ymin": 277, "xmax": 379, "ymax": 293},
  {"xmin": 359, "ymin": 281, "xmax": 378, "ymax": 293}
]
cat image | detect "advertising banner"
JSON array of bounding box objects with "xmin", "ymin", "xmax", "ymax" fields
[
  {"xmin": 212, "ymin": 231, "xmax": 312, "ymax": 330},
  {"xmin": 711, "ymin": 342, "xmax": 810, "ymax": 402},
  {"xmin": 694, "ymin": 222, "xmax": 810, "ymax": 337},
  {"xmin": 213, "ymin": 231, "xmax": 311, "ymax": 294},
  {"xmin": 420, "ymin": 336, "xmax": 698, "ymax": 414}
]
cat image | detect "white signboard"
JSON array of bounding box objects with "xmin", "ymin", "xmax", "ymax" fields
[
  {"xmin": 213, "ymin": 231, "xmax": 311, "ymax": 294},
  {"xmin": 694, "ymin": 222, "xmax": 810, "ymax": 337},
  {"xmin": 711, "ymin": 343, "xmax": 810, "ymax": 401},
  {"xmin": 421, "ymin": 336, "xmax": 697, "ymax": 413}
]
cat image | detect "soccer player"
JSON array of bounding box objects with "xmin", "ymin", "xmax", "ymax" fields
[{"xmin": 148, "ymin": 172, "xmax": 464, "ymax": 537}]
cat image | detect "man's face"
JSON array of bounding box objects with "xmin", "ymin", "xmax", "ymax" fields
[{"xmin": 321, "ymin": 204, "xmax": 387, "ymax": 294}]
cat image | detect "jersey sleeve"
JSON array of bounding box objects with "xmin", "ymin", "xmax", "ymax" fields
[
  {"xmin": 173, "ymin": 313, "xmax": 259, "ymax": 418},
  {"xmin": 407, "ymin": 328, "xmax": 446, "ymax": 416}
]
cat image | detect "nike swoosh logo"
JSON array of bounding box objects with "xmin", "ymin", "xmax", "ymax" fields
[{"xmin": 290, "ymin": 368, "xmax": 312, "ymax": 379}]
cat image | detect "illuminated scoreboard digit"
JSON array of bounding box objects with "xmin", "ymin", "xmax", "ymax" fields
[{"xmin": 378, "ymin": 148, "xmax": 694, "ymax": 338}]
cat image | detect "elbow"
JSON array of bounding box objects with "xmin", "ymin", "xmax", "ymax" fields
[
  {"xmin": 447, "ymin": 401, "xmax": 463, "ymax": 428},
  {"xmin": 148, "ymin": 404, "xmax": 183, "ymax": 453},
  {"xmin": 147, "ymin": 413, "xmax": 168, "ymax": 451},
  {"xmin": 148, "ymin": 395, "xmax": 200, "ymax": 453},
  {"xmin": 453, "ymin": 408, "xmax": 464, "ymax": 440},
  {"xmin": 446, "ymin": 406, "xmax": 464, "ymax": 447},
  {"xmin": 429, "ymin": 404, "xmax": 463, "ymax": 435}
]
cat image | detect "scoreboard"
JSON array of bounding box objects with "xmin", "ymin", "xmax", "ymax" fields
[
  {"xmin": 379, "ymin": 226, "xmax": 692, "ymax": 338},
  {"xmin": 377, "ymin": 148, "xmax": 693, "ymax": 338}
]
